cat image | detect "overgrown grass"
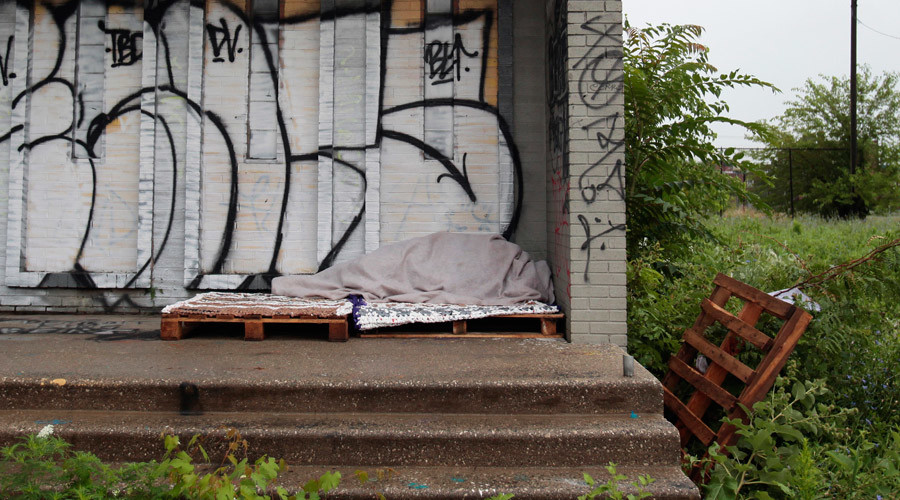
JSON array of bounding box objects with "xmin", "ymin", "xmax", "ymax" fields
[
  {"xmin": 628, "ymin": 210, "xmax": 900, "ymax": 497},
  {"xmin": 0, "ymin": 427, "xmax": 341, "ymax": 499}
]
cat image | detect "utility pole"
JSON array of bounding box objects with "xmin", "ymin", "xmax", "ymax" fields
[{"xmin": 851, "ymin": 0, "xmax": 858, "ymax": 176}]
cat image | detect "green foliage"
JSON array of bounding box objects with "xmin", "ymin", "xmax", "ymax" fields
[
  {"xmin": 701, "ymin": 378, "xmax": 900, "ymax": 499},
  {"xmin": 0, "ymin": 426, "xmax": 341, "ymax": 499},
  {"xmin": 627, "ymin": 212, "xmax": 900, "ymax": 497},
  {"xmin": 628, "ymin": 213, "xmax": 900, "ymax": 432},
  {"xmin": 755, "ymin": 66, "xmax": 900, "ymax": 217},
  {"xmin": 0, "ymin": 428, "xmax": 161, "ymax": 499},
  {"xmin": 157, "ymin": 429, "xmax": 340, "ymax": 500},
  {"xmin": 624, "ymin": 21, "xmax": 777, "ymax": 258},
  {"xmin": 578, "ymin": 463, "xmax": 653, "ymax": 500}
]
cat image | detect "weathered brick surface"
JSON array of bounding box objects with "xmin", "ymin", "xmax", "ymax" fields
[{"xmin": 544, "ymin": 0, "xmax": 625, "ymax": 345}]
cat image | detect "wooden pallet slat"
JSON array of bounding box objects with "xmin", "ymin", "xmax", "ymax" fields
[
  {"xmin": 683, "ymin": 301, "xmax": 763, "ymax": 419},
  {"xmin": 664, "ymin": 387, "xmax": 716, "ymax": 446},
  {"xmin": 682, "ymin": 328, "xmax": 754, "ymax": 383},
  {"xmin": 662, "ymin": 285, "xmax": 733, "ymax": 391},
  {"xmin": 245, "ymin": 321, "xmax": 265, "ymax": 341},
  {"xmin": 668, "ymin": 357, "xmax": 738, "ymax": 411},
  {"xmin": 740, "ymin": 308, "xmax": 812, "ymax": 401},
  {"xmin": 700, "ymin": 299, "xmax": 773, "ymax": 351},
  {"xmin": 540, "ymin": 317, "xmax": 557, "ymax": 336},
  {"xmin": 329, "ymin": 322, "xmax": 349, "ymax": 342},
  {"xmin": 160, "ymin": 319, "xmax": 182, "ymax": 340},
  {"xmin": 713, "ymin": 273, "xmax": 795, "ymax": 320}
]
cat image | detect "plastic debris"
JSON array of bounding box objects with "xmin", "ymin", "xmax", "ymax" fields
[
  {"xmin": 768, "ymin": 288, "xmax": 821, "ymax": 312},
  {"xmin": 695, "ymin": 354, "xmax": 709, "ymax": 374}
]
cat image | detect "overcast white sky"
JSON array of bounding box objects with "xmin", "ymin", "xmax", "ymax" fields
[{"xmin": 623, "ymin": 1, "xmax": 900, "ymax": 147}]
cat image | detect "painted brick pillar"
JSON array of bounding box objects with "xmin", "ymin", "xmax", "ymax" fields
[{"xmin": 547, "ymin": 0, "xmax": 626, "ymax": 345}]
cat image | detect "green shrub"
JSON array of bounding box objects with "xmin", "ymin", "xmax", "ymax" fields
[
  {"xmin": 0, "ymin": 426, "xmax": 341, "ymax": 500},
  {"xmin": 627, "ymin": 213, "xmax": 900, "ymax": 496},
  {"xmin": 579, "ymin": 463, "xmax": 653, "ymax": 500},
  {"xmin": 701, "ymin": 378, "xmax": 900, "ymax": 499},
  {"xmin": 0, "ymin": 427, "xmax": 161, "ymax": 499}
]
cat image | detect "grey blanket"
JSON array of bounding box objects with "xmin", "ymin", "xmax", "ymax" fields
[{"xmin": 272, "ymin": 233, "xmax": 555, "ymax": 305}]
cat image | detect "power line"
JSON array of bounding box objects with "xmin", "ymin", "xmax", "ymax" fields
[{"xmin": 858, "ymin": 18, "xmax": 900, "ymax": 41}]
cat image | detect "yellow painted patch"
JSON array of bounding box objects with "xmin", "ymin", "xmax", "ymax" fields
[
  {"xmin": 282, "ymin": 0, "xmax": 320, "ymax": 19},
  {"xmin": 106, "ymin": 118, "xmax": 122, "ymax": 133},
  {"xmin": 391, "ymin": 0, "xmax": 423, "ymax": 27},
  {"xmin": 458, "ymin": 0, "xmax": 498, "ymax": 105}
]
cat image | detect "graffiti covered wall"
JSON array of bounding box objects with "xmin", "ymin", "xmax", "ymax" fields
[{"xmin": 0, "ymin": 0, "xmax": 626, "ymax": 344}]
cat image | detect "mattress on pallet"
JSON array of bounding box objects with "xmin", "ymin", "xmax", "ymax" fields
[
  {"xmin": 354, "ymin": 300, "xmax": 559, "ymax": 331},
  {"xmin": 162, "ymin": 292, "xmax": 353, "ymax": 318}
]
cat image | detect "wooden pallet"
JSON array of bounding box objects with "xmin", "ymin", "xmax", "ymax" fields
[
  {"xmin": 662, "ymin": 274, "xmax": 812, "ymax": 464},
  {"xmin": 161, "ymin": 314, "xmax": 349, "ymax": 342},
  {"xmin": 360, "ymin": 312, "xmax": 564, "ymax": 339},
  {"xmin": 159, "ymin": 293, "xmax": 352, "ymax": 342}
]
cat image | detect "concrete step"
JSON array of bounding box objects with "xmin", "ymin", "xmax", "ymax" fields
[
  {"xmin": 0, "ymin": 375, "xmax": 660, "ymax": 415},
  {"xmin": 271, "ymin": 465, "xmax": 700, "ymax": 500},
  {"xmin": 0, "ymin": 329, "xmax": 699, "ymax": 498},
  {"xmin": 0, "ymin": 409, "xmax": 681, "ymax": 468},
  {"xmin": 0, "ymin": 336, "xmax": 661, "ymax": 416}
]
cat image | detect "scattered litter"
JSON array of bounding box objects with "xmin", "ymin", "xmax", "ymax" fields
[
  {"xmin": 768, "ymin": 287, "xmax": 821, "ymax": 312},
  {"xmin": 623, "ymin": 354, "xmax": 634, "ymax": 377},
  {"xmin": 555, "ymin": 477, "xmax": 588, "ymax": 487},
  {"xmin": 407, "ymin": 482, "xmax": 429, "ymax": 490},
  {"xmin": 50, "ymin": 378, "xmax": 66, "ymax": 386},
  {"xmin": 630, "ymin": 411, "xmax": 639, "ymax": 419},
  {"xmin": 695, "ymin": 354, "xmax": 709, "ymax": 374},
  {"xmin": 514, "ymin": 474, "xmax": 530, "ymax": 482},
  {"xmin": 450, "ymin": 477, "xmax": 466, "ymax": 483}
]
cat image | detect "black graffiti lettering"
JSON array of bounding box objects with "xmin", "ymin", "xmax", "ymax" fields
[
  {"xmin": 579, "ymin": 113, "xmax": 624, "ymax": 203},
  {"xmin": 0, "ymin": 35, "xmax": 15, "ymax": 86},
  {"xmin": 573, "ymin": 16, "xmax": 624, "ymax": 110},
  {"xmin": 573, "ymin": 16, "xmax": 626, "ymax": 278},
  {"xmin": 578, "ymin": 214, "xmax": 625, "ymax": 282},
  {"xmin": 424, "ymin": 33, "xmax": 479, "ymax": 85},
  {"xmin": 98, "ymin": 21, "xmax": 143, "ymax": 67},
  {"xmin": 206, "ymin": 18, "xmax": 243, "ymax": 63},
  {"xmin": 7, "ymin": 1, "xmax": 525, "ymax": 304}
]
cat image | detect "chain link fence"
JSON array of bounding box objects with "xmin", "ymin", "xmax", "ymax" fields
[{"xmin": 718, "ymin": 147, "xmax": 851, "ymax": 217}]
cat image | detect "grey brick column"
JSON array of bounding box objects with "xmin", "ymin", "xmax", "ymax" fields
[{"xmin": 556, "ymin": 0, "xmax": 626, "ymax": 345}]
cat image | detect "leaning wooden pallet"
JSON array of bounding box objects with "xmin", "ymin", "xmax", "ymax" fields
[
  {"xmin": 161, "ymin": 292, "xmax": 353, "ymax": 342},
  {"xmin": 661, "ymin": 274, "xmax": 813, "ymax": 476}
]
